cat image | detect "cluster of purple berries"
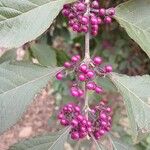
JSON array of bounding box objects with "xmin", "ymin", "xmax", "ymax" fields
[
  {"xmin": 90, "ymin": 101, "xmax": 112, "ymax": 140},
  {"xmin": 58, "ymin": 102, "xmax": 112, "ymax": 140},
  {"xmin": 58, "ymin": 103, "xmax": 92, "ymax": 140},
  {"xmin": 56, "ymin": 55, "xmax": 112, "ymax": 98},
  {"xmin": 62, "ymin": 0, "xmax": 115, "ymax": 36}
]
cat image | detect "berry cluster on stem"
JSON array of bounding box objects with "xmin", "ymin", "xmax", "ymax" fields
[
  {"xmin": 55, "ymin": 0, "xmax": 115, "ymax": 141},
  {"xmin": 56, "ymin": 55, "xmax": 112, "ymax": 99},
  {"xmin": 62, "ymin": 0, "xmax": 115, "ymax": 36},
  {"xmin": 57, "ymin": 101, "xmax": 112, "ymax": 140}
]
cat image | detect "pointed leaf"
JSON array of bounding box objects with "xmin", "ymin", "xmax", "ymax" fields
[
  {"xmin": 30, "ymin": 43, "xmax": 57, "ymax": 66},
  {"xmin": 0, "ymin": 0, "xmax": 74, "ymax": 49},
  {"xmin": 109, "ymin": 73, "xmax": 150, "ymax": 142},
  {"xmin": 10, "ymin": 127, "xmax": 70, "ymax": 150},
  {"xmin": 115, "ymin": 0, "xmax": 150, "ymax": 58},
  {"xmin": 0, "ymin": 61, "xmax": 62, "ymax": 134}
]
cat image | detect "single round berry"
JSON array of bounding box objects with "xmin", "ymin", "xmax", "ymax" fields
[
  {"xmin": 78, "ymin": 89, "xmax": 84, "ymax": 96},
  {"xmin": 71, "ymin": 89, "xmax": 79, "ymax": 97},
  {"xmin": 105, "ymin": 65, "xmax": 113, "ymax": 73},
  {"xmin": 71, "ymin": 119, "xmax": 78, "ymax": 126},
  {"xmin": 56, "ymin": 72, "xmax": 63, "ymax": 80},
  {"xmin": 76, "ymin": 2, "xmax": 86, "ymax": 11},
  {"xmin": 100, "ymin": 113, "xmax": 107, "ymax": 120},
  {"xmin": 80, "ymin": 16, "xmax": 89, "ymax": 25},
  {"xmin": 106, "ymin": 8, "xmax": 115, "ymax": 16},
  {"xmin": 82, "ymin": 26, "xmax": 88, "ymax": 33},
  {"xmin": 64, "ymin": 61, "xmax": 71, "ymax": 68},
  {"xmin": 93, "ymin": 56, "xmax": 102, "ymax": 65},
  {"xmin": 60, "ymin": 119, "xmax": 69, "ymax": 126},
  {"xmin": 99, "ymin": 129, "xmax": 105, "ymax": 135},
  {"xmin": 91, "ymin": 17, "xmax": 98, "ymax": 25},
  {"xmin": 72, "ymin": 24, "xmax": 80, "ymax": 31},
  {"xmin": 79, "ymin": 64, "xmax": 88, "ymax": 73},
  {"xmin": 78, "ymin": 74, "xmax": 86, "ymax": 81},
  {"xmin": 91, "ymin": 1, "xmax": 99, "ymax": 9},
  {"xmin": 99, "ymin": 8, "xmax": 106, "ymax": 16},
  {"xmin": 71, "ymin": 132, "xmax": 80, "ymax": 140},
  {"xmin": 62, "ymin": 9, "xmax": 69, "ymax": 17},
  {"xmin": 93, "ymin": 131, "xmax": 101, "ymax": 140},
  {"xmin": 86, "ymin": 82, "xmax": 96, "ymax": 90},
  {"xmin": 95, "ymin": 86, "xmax": 103, "ymax": 94},
  {"xmin": 77, "ymin": 114, "xmax": 84, "ymax": 121},
  {"xmin": 87, "ymin": 70, "xmax": 95, "ymax": 78},
  {"xmin": 74, "ymin": 106, "xmax": 81, "ymax": 112},
  {"xmin": 104, "ymin": 16, "xmax": 112, "ymax": 24},
  {"xmin": 58, "ymin": 113, "xmax": 64, "ymax": 119},
  {"xmin": 71, "ymin": 55, "xmax": 79, "ymax": 63},
  {"xmin": 75, "ymin": 54, "xmax": 81, "ymax": 60}
]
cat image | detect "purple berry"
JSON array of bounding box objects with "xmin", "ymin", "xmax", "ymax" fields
[
  {"xmin": 77, "ymin": 115, "xmax": 84, "ymax": 121},
  {"xmin": 64, "ymin": 61, "xmax": 71, "ymax": 68},
  {"xmin": 106, "ymin": 8, "xmax": 115, "ymax": 16},
  {"xmin": 99, "ymin": 8, "xmax": 106, "ymax": 16},
  {"xmin": 58, "ymin": 113, "xmax": 64, "ymax": 119},
  {"xmin": 95, "ymin": 86, "xmax": 103, "ymax": 94},
  {"xmin": 78, "ymin": 89, "xmax": 84, "ymax": 96},
  {"xmin": 104, "ymin": 16, "xmax": 112, "ymax": 24},
  {"xmin": 71, "ymin": 89, "xmax": 79, "ymax": 97},
  {"xmin": 71, "ymin": 119, "xmax": 78, "ymax": 126},
  {"xmin": 78, "ymin": 74, "xmax": 86, "ymax": 81},
  {"xmin": 93, "ymin": 56, "xmax": 102, "ymax": 65},
  {"xmin": 105, "ymin": 65, "xmax": 113, "ymax": 73},
  {"xmin": 87, "ymin": 70, "xmax": 95, "ymax": 78},
  {"xmin": 60, "ymin": 119, "xmax": 69, "ymax": 126},
  {"xmin": 71, "ymin": 55, "xmax": 79, "ymax": 63},
  {"xmin": 100, "ymin": 113, "xmax": 107, "ymax": 120},
  {"xmin": 86, "ymin": 82, "xmax": 96, "ymax": 90},
  {"xmin": 90, "ymin": 17, "xmax": 98, "ymax": 25},
  {"xmin": 80, "ymin": 16, "xmax": 89, "ymax": 25},
  {"xmin": 56, "ymin": 72, "xmax": 63, "ymax": 80},
  {"xmin": 79, "ymin": 64, "xmax": 88, "ymax": 73},
  {"xmin": 71, "ymin": 132, "xmax": 80, "ymax": 140},
  {"xmin": 76, "ymin": 2, "xmax": 86, "ymax": 11},
  {"xmin": 91, "ymin": 1, "xmax": 99, "ymax": 9},
  {"xmin": 74, "ymin": 106, "xmax": 81, "ymax": 112}
]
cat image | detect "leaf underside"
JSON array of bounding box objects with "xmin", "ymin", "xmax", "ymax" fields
[
  {"xmin": 115, "ymin": 0, "xmax": 150, "ymax": 58},
  {"xmin": 0, "ymin": 61, "xmax": 62, "ymax": 134},
  {"xmin": 0, "ymin": 0, "xmax": 74, "ymax": 49},
  {"xmin": 109, "ymin": 73, "xmax": 150, "ymax": 142}
]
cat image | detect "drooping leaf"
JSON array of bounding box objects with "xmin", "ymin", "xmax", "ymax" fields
[
  {"xmin": 115, "ymin": 0, "xmax": 150, "ymax": 58},
  {"xmin": 0, "ymin": 61, "xmax": 63, "ymax": 134},
  {"xmin": 10, "ymin": 127, "xmax": 70, "ymax": 150},
  {"xmin": 109, "ymin": 73, "xmax": 150, "ymax": 142},
  {"xmin": 0, "ymin": 49, "xmax": 16, "ymax": 63},
  {"xmin": 0, "ymin": 0, "xmax": 74, "ymax": 49},
  {"xmin": 30, "ymin": 43, "xmax": 57, "ymax": 66}
]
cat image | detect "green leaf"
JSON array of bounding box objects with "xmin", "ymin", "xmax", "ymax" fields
[
  {"xmin": 0, "ymin": 61, "xmax": 62, "ymax": 134},
  {"xmin": 108, "ymin": 136, "xmax": 135, "ymax": 150},
  {"xmin": 109, "ymin": 73, "xmax": 150, "ymax": 142},
  {"xmin": 115, "ymin": 0, "xmax": 150, "ymax": 58},
  {"xmin": 30, "ymin": 43, "xmax": 57, "ymax": 66},
  {"xmin": 10, "ymin": 127, "xmax": 70, "ymax": 150},
  {"xmin": 0, "ymin": 0, "xmax": 74, "ymax": 49},
  {"xmin": 0, "ymin": 49, "xmax": 16, "ymax": 63},
  {"xmin": 96, "ymin": 77, "xmax": 117, "ymax": 92}
]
